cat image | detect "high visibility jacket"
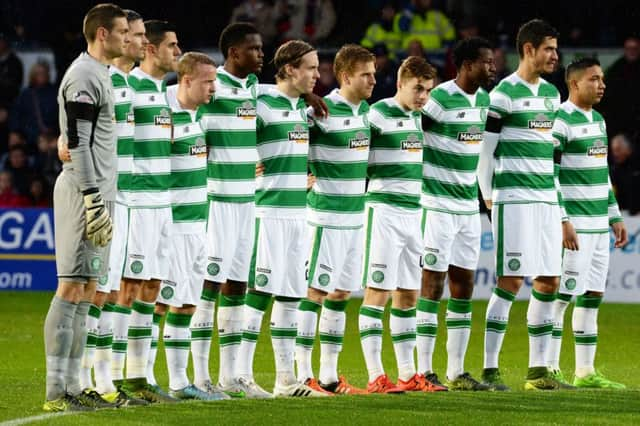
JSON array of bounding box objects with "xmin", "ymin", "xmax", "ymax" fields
[
  {"xmin": 394, "ymin": 9, "xmax": 455, "ymax": 50},
  {"xmin": 361, "ymin": 22, "xmax": 402, "ymax": 57}
]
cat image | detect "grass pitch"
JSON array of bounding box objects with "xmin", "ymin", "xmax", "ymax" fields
[{"xmin": 0, "ymin": 292, "xmax": 638, "ymax": 425}]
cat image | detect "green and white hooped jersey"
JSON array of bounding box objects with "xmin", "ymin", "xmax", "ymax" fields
[
  {"xmin": 110, "ymin": 66, "xmax": 134, "ymax": 206},
  {"xmin": 128, "ymin": 67, "xmax": 171, "ymax": 208},
  {"xmin": 422, "ymin": 80, "xmax": 490, "ymax": 214},
  {"xmin": 552, "ymin": 101, "xmax": 621, "ymax": 233},
  {"xmin": 166, "ymin": 85, "xmax": 208, "ymax": 234},
  {"xmin": 255, "ymin": 86, "xmax": 309, "ymax": 218},
  {"xmin": 489, "ymin": 73, "xmax": 561, "ymax": 204},
  {"xmin": 198, "ymin": 67, "xmax": 258, "ymax": 203},
  {"xmin": 366, "ymin": 97, "xmax": 423, "ymax": 212},
  {"xmin": 308, "ymin": 89, "xmax": 370, "ymax": 228}
]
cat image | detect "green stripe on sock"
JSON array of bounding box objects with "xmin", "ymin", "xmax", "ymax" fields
[
  {"xmin": 299, "ymin": 299, "xmax": 322, "ymax": 313},
  {"xmin": 390, "ymin": 307, "xmax": 416, "ymax": 318},
  {"xmin": 359, "ymin": 305, "xmax": 384, "ymax": 319},
  {"xmin": 219, "ymin": 333, "xmax": 242, "ymax": 346},
  {"xmin": 112, "ymin": 341, "xmax": 127, "ymax": 353},
  {"xmin": 271, "ymin": 327, "xmax": 297, "ymax": 338},
  {"xmin": 486, "ymin": 320, "xmax": 507, "ymax": 333},
  {"xmin": 296, "ymin": 336, "xmax": 315, "ymax": 347},
  {"xmin": 132, "ymin": 300, "xmax": 154, "ymax": 315},
  {"xmin": 191, "ymin": 329, "xmax": 213, "ymax": 340},
  {"xmin": 245, "ymin": 292, "xmax": 272, "ymax": 312},
  {"xmin": 575, "ymin": 334, "xmax": 597, "ymax": 345},
  {"xmin": 89, "ymin": 304, "xmax": 101, "ymax": 318},
  {"xmin": 201, "ymin": 288, "xmax": 219, "ymax": 302},
  {"xmin": 416, "ymin": 324, "xmax": 437, "ymax": 336},
  {"xmin": 128, "ymin": 327, "xmax": 152, "ymax": 339},
  {"xmin": 319, "ymin": 333, "xmax": 343, "ymax": 344},
  {"xmin": 417, "ymin": 297, "xmax": 439, "ymax": 313},
  {"xmin": 528, "ymin": 324, "xmax": 553, "ymax": 336},
  {"xmin": 86, "ymin": 334, "xmax": 97, "ymax": 347},
  {"xmin": 166, "ymin": 312, "xmax": 192, "ymax": 327},
  {"xmin": 164, "ymin": 340, "xmax": 191, "ymax": 349},
  {"xmin": 274, "ymin": 296, "xmax": 300, "ymax": 302},
  {"xmin": 219, "ymin": 294, "xmax": 244, "ymax": 307},
  {"xmin": 96, "ymin": 335, "xmax": 113, "ymax": 349},
  {"xmin": 556, "ymin": 293, "xmax": 572, "ymax": 302},
  {"xmin": 242, "ymin": 331, "xmax": 259, "ymax": 342},
  {"xmin": 391, "ymin": 332, "xmax": 416, "ymax": 342},
  {"xmin": 323, "ymin": 299, "xmax": 348, "ymax": 312},
  {"xmin": 150, "ymin": 340, "xmax": 158, "ymax": 349},
  {"xmin": 113, "ymin": 304, "xmax": 131, "ymax": 315},
  {"xmin": 102, "ymin": 303, "xmax": 116, "ymax": 313},
  {"xmin": 552, "ymin": 328, "xmax": 563, "ymax": 338},
  {"xmin": 360, "ymin": 328, "xmax": 383, "ymax": 339},
  {"xmin": 576, "ymin": 295, "xmax": 602, "ymax": 309},
  {"xmin": 493, "ymin": 287, "xmax": 516, "ymax": 302},
  {"xmin": 532, "ymin": 289, "xmax": 556, "ymax": 302},
  {"xmin": 446, "ymin": 318, "xmax": 471, "ymax": 328},
  {"xmin": 447, "ymin": 298, "xmax": 471, "ymax": 314},
  {"xmin": 152, "ymin": 313, "xmax": 163, "ymax": 324}
]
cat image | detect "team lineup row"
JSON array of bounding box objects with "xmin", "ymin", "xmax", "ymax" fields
[{"xmin": 42, "ymin": 3, "xmax": 628, "ymax": 412}]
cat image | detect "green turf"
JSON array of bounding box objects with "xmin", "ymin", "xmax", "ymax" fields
[{"xmin": 1, "ymin": 292, "xmax": 638, "ymax": 425}]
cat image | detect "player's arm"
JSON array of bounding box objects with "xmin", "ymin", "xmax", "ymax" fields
[
  {"xmin": 551, "ymin": 118, "xmax": 579, "ymax": 250},
  {"xmin": 607, "ymin": 175, "xmax": 628, "ymax": 247},
  {"xmin": 63, "ymin": 75, "xmax": 112, "ymax": 247}
]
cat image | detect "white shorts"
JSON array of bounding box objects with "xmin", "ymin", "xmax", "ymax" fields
[
  {"xmin": 98, "ymin": 202, "xmax": 129, "ymax": 293},
  {"xmin": 560, "ymin": 232, "xmax": 609, "ymax": 295},
  {"xmin": 362, "ymin": 204, "xmax": 421, "ymax": 291},
  {"xmin": 249, "ymin": 216, "xmax": 309, "ymax": 298},
  {"xmin": 307, "ymin": 225, "xmax": 364, "ymax": 293},
  {"xmin": 123, "ymin": 207, "xmax": 173, "ymax": 281},
  {"xmin": 492, "ymin": 203, "xmax": 562, "ymax": 277},
  {"xmin": 205, "ymin": 201, "xmax": 255, "ymax": 283},
  {"xmin": 158, "ymin": 233, "xmax": 206, "ymax": 307},
  {"xmin": 422, "ymin": 209, "xmax": 481, "ymax": 272}
]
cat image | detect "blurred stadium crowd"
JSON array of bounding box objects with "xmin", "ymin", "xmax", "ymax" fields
[{"xmin": 1, "ymin": 0, "xmax": 639, "ymax": 213}]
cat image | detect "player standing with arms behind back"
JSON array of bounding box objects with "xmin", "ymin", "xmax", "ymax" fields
[
  {"xmin": 477, "ymin": 19, "xmax": 574, "ymax": 390},
  {"xmin": 418, "ymin": 37, "xmax": 495, "ymax": 392},
  {"xmin": 44, "ymin": 3, "xmax": 127, "ymax": 412},
  {"xmin": 546, "ymin": 58, "xmax": 628, "ymax": 389}
]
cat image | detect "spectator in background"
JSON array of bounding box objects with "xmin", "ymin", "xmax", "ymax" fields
[
  {"xmin": 394, "ymin": 0, "xmax": 455, "ymax": 52},
  {"xmin": 610, "ymin": 133, "xmax": 640, "ymax": 215},
  {"xmin": 0, "ymin": 170, "xmax": 29, "ymax": 207},
  {"xmin": 370, "ymin": 43, "xmax": 398, "ymax": 102},
  {"xmin": 28, "ymin": 174, "xmax": 51, "ymax": 207},
  {"xmin": 313, "ymin": 54, "xmax": 337, "ymax": 96},
  {"xmin": 361, "ymin": 3, "xmax": 401, "ymax": 59},
  {"xmin": 1, "ymin": 144, "xmax": 35, "ymax": 196},
  {"xmin": 33, "ymin": 129, "xmax": 61, "ymax": 186},
  {"xmin": 9, "ymin": 61, "xmax": 58, "ymax": 148},
  {"xmin": 274, "ymin": 0, "xmax": 336, "ymax": 44},
  {"xmin": 230, "ymin": 0, "xmax": 277, "ymax": 47},
  {"xmin": 0, "ymin": 31, "xmax": 24, "ymax": 155},
  {"xmin": 599, "ymin": 36, "xmax": 640, "ymax": 137}
]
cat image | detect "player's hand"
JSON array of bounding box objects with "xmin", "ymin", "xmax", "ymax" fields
[
  {"xmin": 302, "ymin": 92, "xmax": 329, "ymax": 118},
  {"xmin": 307, "ymin": 173, "xmax": 316, "ymax": 190},
  {"xmin": 484, "ymin": 199, "xmax": 493, "ymax": 210},
  {"xmin": 611, "ymin": 221, "xmax": 628, "ymax": 248},
  {"xmin": 58, "ymin": 136, "xmax": 71, "ymax": 162},
  {"xmin": 562, "ymin": 221, "xmax": 579, "ymax": 251},
  {"xmin": 83, "ymin": 189, "xmax": 113, "ymax": 247},
  {"xmin": 255, "ymin": 162, "xmax": 264, "ymax": 178}
]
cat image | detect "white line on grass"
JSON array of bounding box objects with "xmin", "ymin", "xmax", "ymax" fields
[{"xmin": 0, "ymin": 412, "xmax": 78, "ymax": 426}]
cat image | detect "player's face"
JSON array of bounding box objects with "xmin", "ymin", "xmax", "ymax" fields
[
  {"xmin": 235, "ymin": 33, "xmax": 264, "ymax": 74},
  {"xmin": 397, "ymin": 76, "xmax": 434, "ymax": 111},
  {"xmin": 291, "ymin": 51, "xmax": 320, "ymax": 95},
  {"xmin": 105, "ymin": 17, "xmax": 129, "ymax": 59},
  {"xmin": 471, "ymin": 48, "xmax": 496, "ymax": 87},
  {"xmin": 343, "ymin": 60, "xmax": 376, "ymax": 101},
  {"xmin": 532, "ymin": 37, "xmax": 558, "ymax": 74},
  {"xmin": 576, "ymin": 65, "xmax": 606, "ymax": 105},
  {"xmin": 126, "ymin": 19, "xmax": 148, "ymax": 62},
  {"xmin": 155, "ymin": 31, "xmax": 181, "ymax": 73},
  {"xmin": 186, "ymin": 63, "xmax": 217, "ymax": 106}
]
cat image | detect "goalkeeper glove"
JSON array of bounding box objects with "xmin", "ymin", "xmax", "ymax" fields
[{"xmin": 83, "ymin": 188, "xmax": 112, "ymax": 247}]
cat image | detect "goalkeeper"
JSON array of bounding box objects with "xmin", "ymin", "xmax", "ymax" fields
[{"xmin": 43, "ymin": 3, "xmax": 124, "ymax": 412}]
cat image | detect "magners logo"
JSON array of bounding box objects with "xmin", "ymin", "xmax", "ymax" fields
[
  {"xmin": 288, "ymin": 124, "xmax": 309, "ymax": 144},
  {"xmin": 587, "ymin": 140, "xmax": 607, "ymax": 158},
  {"xmin": 401, "ymin": 133, "xmax": 422, "ymax": 152},
  {"xmin": 154, "ymin": 108, "xmax": 171, "ymax": 127},
  {"xmin": 349, "ymin": 131, "xmax": 370, "ymax": 150},
  {"xmin": 457, "ymin": 125, "xmax": 483, "ymax": 144},
  {"xmin": 190, "ymin": 137, "xmax": 207, "ymax": 157},
  {"xmin": 528, "ymin": 113, "xmax": 553, "ymax": 131},
  {"xmin": 236, "ymin": 100, "xmax": 256, "ymax": 120}
]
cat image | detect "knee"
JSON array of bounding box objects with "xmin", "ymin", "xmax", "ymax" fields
[
  {"xmin": 534, "ymin": 276, "xmax": 559, "ymax": 294},
  {"xmin": 328, "ymin": 289, "xmax": 350, "ymax": 302}
]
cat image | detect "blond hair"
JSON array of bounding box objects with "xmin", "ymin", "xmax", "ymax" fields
[
  {"xmin": 333, "ymin": 44, "xmax": 375, "ymax": 84},
  {"xmin": 177, "ymin": 52, "xmax": 216, "ymax": 80},
  {"xmin": 397, "ymin": 56, "xmax": 437, "ymax": 82}
]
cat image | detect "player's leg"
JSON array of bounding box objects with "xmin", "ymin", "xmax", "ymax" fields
[
  {"xmin": 359, "ymin": 287, "xmax": 388, "ymax": 386},
  {"xmin": 79, "ymin": 290, "xmax": 105, "ymax": 391},
  {"xmin": 482, "ymin": 203, "xmax": 524, "ymax": 390},
  {"xmin": 572, "ymin": 233, "xmax": 625, "ymax": 389},
  {"xmin": 548, "ymin": 292, "xmax": 572, "ymax": 374}
]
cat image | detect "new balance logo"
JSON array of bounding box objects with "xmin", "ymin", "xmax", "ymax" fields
[{"xmin": 457, "ymin": 111, "xmax": 466, "ymax": 118}]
